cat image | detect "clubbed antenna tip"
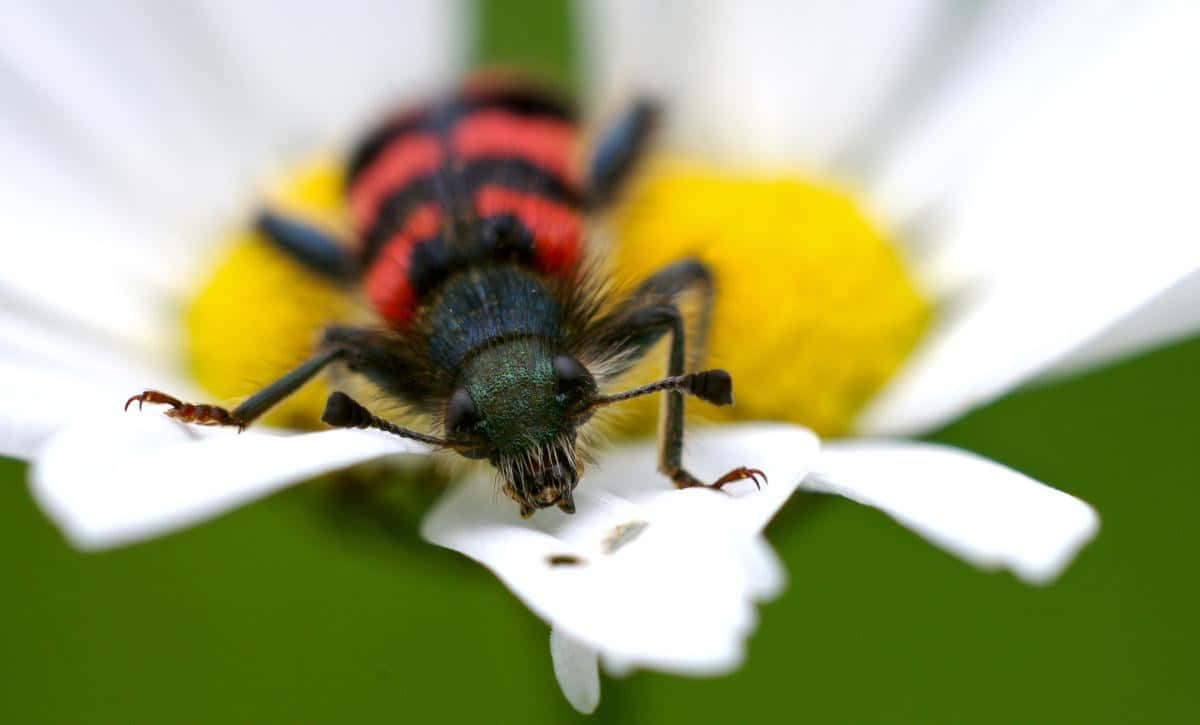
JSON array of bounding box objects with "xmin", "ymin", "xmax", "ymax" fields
[
  {"xmin": 687, "ymin": 369, "xmax": 733, "ymax": 406},
  {"xmin": 321, "ymin": 391, "xmax": 450, "ymax": 447},
  {"xmin": 322, "ymin": 391, "xmax": 367, "ymax": 428}
]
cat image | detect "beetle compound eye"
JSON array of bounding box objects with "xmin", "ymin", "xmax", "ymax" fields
[
  {"xmin": 552, "ymin": 352, "xmax": 595, "ymax": 405},
  {"xmin": 549, "ymin": 355, "xmax": 592, "ymax": 391},
  {"xmin": 446, "ymin": 388, "xmax": 481, "ymax": 436}
]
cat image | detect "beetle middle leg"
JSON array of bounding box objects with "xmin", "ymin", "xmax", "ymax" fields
[{"xmin": 596, "ymin": 259, "xmax": 766, "ymax": 491}]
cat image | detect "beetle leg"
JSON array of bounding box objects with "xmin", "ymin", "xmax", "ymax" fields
[
  {"xmin": 584, "ymin": 98, "xmax": 659, "ymax": 209},
  {"xmin": 125, "ymin": 323, "xmax": 437, "ymax": 432},
  {"xmin": 124, "ymin": 348, "xmax": 345, "ymax": 430},
  {"xmin": 595, "ymin": 259, "xmax": 766, "ymax": 491},
  {"xmin": 125, "ymin": 391, "xmax": 244, "ymax": 429},
  {"xmin": 254, "ymin": 209, "xmax": 358, "ymax": 282}
]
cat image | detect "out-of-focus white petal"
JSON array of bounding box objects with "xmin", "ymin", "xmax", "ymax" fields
[
  {"xmin": 0, "ymin": 3, "xmax": 253, "ymax": 237},
  {"xmin": 196, "ymin": 0, "xmax": 468, "ymax": 152},
  {"xmin": 550, "ymin": 628, "xmax": 601, "ymax": 715},
  {"xmin": 0, "ymin": 307, "xmax": 171, "ymax": 389},
  {"xmin": 0, "ymin": 361, "xmax": 127, "ymax": 460},
  {"xmin": 0, "ymin": 206, "xmax": 182, "ymax": 359},
  {"xmin": 0, "ymin": 90, "xmax": 188, "ymax": 355},
  {"xmin": 0, "ymin": 1, "xmax": 466, "ymax": 229},
  {"xmin": 868, "ymin": 1, "xmax": 1143, "ymax": 227},
  {"xmin": 859, "ymin": 3, "xmax": 1200, "ymax": 435},
  {"xmin": 0, "ymin": 0, "xmax": 465, "ymax": 349},
  {"xmin": 809, "ymin": 441, "xmax": 1098, "ymax": 585},
  {"xmin": 31, "ymin": 412, "xmax": 427, "ymax": 550},
  {"xmin": 422, "ymin": 424, "xmax": 815, "ymax": 675},
  {"xmin": 0, "ymin": 302, "xmax": 191, "ymax": 460},
  {"xmin": 1047, "ymin": 266, "xmax": 1200, "ymax": 378},
  {"xmin": 579, "ymin": 0, "xmax": 940, "ymax": 170}
]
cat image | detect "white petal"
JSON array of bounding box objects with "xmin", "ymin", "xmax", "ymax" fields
[
  {"xmin": 809, "ymin": 441, "xmax": 1099, "ymax": 585},
  {"xmin": 0, "ymin": 304, "xmax": 193, "ymax": 460},
  {"xmin": 860, "ymin": 3, "xmax": 1200, "ymax": 434},
  {"xmin": 0, "ymin": 316, "xmax": 159, "ymax": 390},
  {"xmin": 422, "ymin": 424, "xmax": 815, "ymax": 674},
  {"xmin": 579, "ymin": 0, "xmax": 941, "ymax": 169},
  {"xmin": 550, "ymin": 628, "xmax": 601, "ymax": 714},
  {"xmin": 0, "ymin": 124, "xmax": 184, "ymax": 357},
  {"xmin": 868, "ymin": 1, "xmax": 1145, "ymax": 226},
  {"xmin": 31, "ymin": 411, "xmax": 428, "ymax": 550},
  {"xmin": 0, "ymin": 360, "xmax": 128, "ymax": 460},
  {"xmin": 0, "ymin": 1, "xmax": 465, "ymax": 231},
  {"xmin": 197, "ymin": 0, "xmax": 467, "ymax": 153},
  {"xmin": 1047, "ymin": 266, "xmax": 1200, "ymax": 378},
  {"xmin": 0, "ymin": 1, "xmax": 465, "ymax": 350}
]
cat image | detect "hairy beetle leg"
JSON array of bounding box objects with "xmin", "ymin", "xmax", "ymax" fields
[
  {"xmin": 673, "ymin": 466, "xmax": 767, "ymax": 493},
  {"xmin": 125, "ymin": 390, "xmax": 245, "ymax": 431}
]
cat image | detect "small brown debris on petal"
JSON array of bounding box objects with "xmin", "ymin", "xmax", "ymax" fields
[{"xmin": 602, "ymin": 520, "xmax": 649, "ymax": 554}]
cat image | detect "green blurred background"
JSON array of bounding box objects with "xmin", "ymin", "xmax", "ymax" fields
[{"xmin": 3, "ymin": 2, "xmax": 1197, "ymax": 721}]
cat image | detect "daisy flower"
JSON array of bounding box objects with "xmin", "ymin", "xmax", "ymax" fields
[{"xmin": 2, "ymin": 0, "xmax": 1193, "ymax": 715}]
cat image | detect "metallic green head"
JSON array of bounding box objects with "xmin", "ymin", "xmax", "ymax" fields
[{"xmin": 445, "ymin": 337, "xmax": 597, "ymax": 517}]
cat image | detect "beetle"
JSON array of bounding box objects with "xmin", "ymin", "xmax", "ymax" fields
[{"xmin": 126, "ymin": 78, "xmax": 764, "ymax": 518}]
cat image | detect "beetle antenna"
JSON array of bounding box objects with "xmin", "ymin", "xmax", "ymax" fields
[
  {"xmin": 588, "ymin": 369, "xmax": 734, "ymax": 410},
  {"xmin": 321, "ymin": 391, "xmax": 449, "ymax": 447}
]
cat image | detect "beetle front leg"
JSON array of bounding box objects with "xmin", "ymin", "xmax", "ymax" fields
[
  {"xmin": 125, "ymin": 325, "xmax": 433, "ymax": 432},
  {"xmin": 597, "ymin": 260, "xmax": 766, "ymax": 492},
  {"xmin": 125, "ymin": 390, "xmax": 246, "ymax": 429},
  {"xmin": 645, "ymin": 304, "xmax": 765, "ymax": 492},
  {"xmin": 125, "ymin": 347, "xmax": 346, "ymax": 431}
]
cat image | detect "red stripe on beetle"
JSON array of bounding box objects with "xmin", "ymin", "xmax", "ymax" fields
[
  {"xmin": 365, "ymin": 204, "xmax": 443, "ymax": 326},
  {"xmin": 349, "ymin": 133, "xmax": 443, "ymax": 234},
  {"xmin": 475, "ymin": 185, "xmax": 582, "ymax": 275},
  {"xmin": 452, "ymin": 110, "xmax": 578, "ymax": 186}
]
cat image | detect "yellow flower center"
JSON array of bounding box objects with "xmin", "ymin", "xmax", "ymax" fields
[
  {"xmin": 186, "ymin": 157, "xmax": 931, "ymax": 436},
  {"xmin": 609, "ymin": 160, "xmax": 931, "ymax": 436}
]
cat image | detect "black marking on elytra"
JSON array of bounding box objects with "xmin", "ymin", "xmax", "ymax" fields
[
  {"xmin": 360, "ymin": 158, "xmax": 582, "ymax": 265},
  {"xmin": 408, "ymin": 215, "xmax": 538, "ymax": 299}
]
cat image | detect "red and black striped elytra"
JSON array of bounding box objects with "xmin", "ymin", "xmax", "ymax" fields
[
  {"xmin": 127, "ymin": 78, "xmax": 765, "ymax": 518},
  {"xmin": 348, "ymin": 84, "xmax": 585, "ymax": 329}
]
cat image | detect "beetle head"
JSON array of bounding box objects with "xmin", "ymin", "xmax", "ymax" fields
[{"xmin": 444, "ymin": 338, "xmax": 597, "ymax": 517}]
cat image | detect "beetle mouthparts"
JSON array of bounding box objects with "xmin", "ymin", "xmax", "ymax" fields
[{"xmin": 556, "ymin": 488, "xmax": 576, "ymax": 514}]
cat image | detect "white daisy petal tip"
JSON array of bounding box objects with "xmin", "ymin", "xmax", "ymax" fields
[
  {"xmin": 550, "ymin": 628, "xmax": 601, "ymax": 714},
  {"xmin": 30, "ymin": 410, "xmax": 430, "ymax": 551},
  {"xmin": 809, "ymin": 440, "xmax": 1100, "ymax": 585},
  {"xmin": 422, "ymin": 423, "xmax": 816, "ymax": 688}
]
